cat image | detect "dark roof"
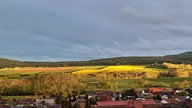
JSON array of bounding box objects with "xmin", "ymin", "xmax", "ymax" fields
[{"xmin": 16, "ymin": 98, "xmax": 36, "ymax": 104}]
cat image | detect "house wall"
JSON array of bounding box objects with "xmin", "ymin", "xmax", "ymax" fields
[
  {"xmin": 127, "ymin": 100, "xmax": 135, "ymax": 108},
  {"xmin": 134, "ymin": 102, "xmax": 143, "ymax": 108},
  {"xmin": 91, "ymin": 105, "xmax": 128, "ymax": 108},
  {"xmin": 79, "ymin": 103, "xmax": 85, "ymax": 108},
  {"xmin": 189, "ymin": 101, "xmax": 192, "ymax": 108},
  {"xmin": 143, "ymin": 104, "xmax": 168, "ymax": 108}
]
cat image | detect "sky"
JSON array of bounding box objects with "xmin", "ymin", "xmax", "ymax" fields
[{"xmin": 0, "ymin": 0, "xmax": 192, "ymax": 61}]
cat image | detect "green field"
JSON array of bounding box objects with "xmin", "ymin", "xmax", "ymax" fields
[{"xmin": 109, "ymin": 77, "xmax": 192, "ymax": 89}]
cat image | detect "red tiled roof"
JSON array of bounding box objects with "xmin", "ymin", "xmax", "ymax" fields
[
  {"xmin": 97, "ymin": 101, "xmax": 128, "ymax": 106},
  {"xmin": 0, "ymin": 99, "xmax": 8, "ymax": 104},
  {"xmin": 149, "ymin": 88, "xmax": 163, "ymax": 93},
  {"xmin": 140, "ymin": 100, "xmax": 156, "ymax": 104}
]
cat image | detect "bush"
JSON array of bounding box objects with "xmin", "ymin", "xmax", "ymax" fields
[
  {"xmin": 158, "ymin": 82, "xmax": 169, "ymax": 87},
  {"xmin": 138, "ymin": 79, "xmax": 149, "ymax": 87},
  {"xmin": 179, "ymin": 91, "xmax": 187, "ymax": 96},
  {"xmin": 158, "ymin": 71, "xmax": 176, "ymax": 78},
  {"xmin": 144, "ymin": 83, "xmax": 154, "ymax": 88},
  {"xmin": 180, "ymin": 80, "xmax": 191, "ymax": 88},
  {"xmin": 176, "ymin": 70, "xmax": 189, "ymax": 77},
  {"xmin": 170, "ymin": 82, "xmax": 181, "ymax": 88}
]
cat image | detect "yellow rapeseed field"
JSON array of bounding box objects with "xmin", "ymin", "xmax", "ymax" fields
[{"xmin": 72, "ymin": 65, "xmax": 162, "ymax": 74}]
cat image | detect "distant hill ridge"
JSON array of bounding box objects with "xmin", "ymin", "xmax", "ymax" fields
[
  {"xmin": 1, "ymin": 51, "xmax": 192, "ymax": 68},
  {"xmin": 165, "ymin": 51, "xmax": 192, "ymax": 61}
]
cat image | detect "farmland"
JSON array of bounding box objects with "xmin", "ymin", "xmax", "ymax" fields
[
  {"xmin": 0, "ymin": 66, "xmax": 104, "ymax": 77},
  {"xmin": 109, "ymin": 77, "xmax": 192, "ymax": 89},
  {"xmin": 72, "ymin": 65, "xmax": 163, "ymax": 74},
  {"xmin": 0, "ymin": 64, "xmax": 192, "ymax": 95},
  {"xmin": 0, "ymin": 67, "xmax": 74, "ymax": 75},
  {"xmin": 0, "ymin": 65, "xmax": 165, "ymax": 78}
]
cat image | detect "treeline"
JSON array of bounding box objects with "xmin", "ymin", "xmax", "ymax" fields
[
  {"xmin": 165, "ymin": 51, "xmax": 192, "ymax": 61},
  {"xmin": 1, "ymin": 56, "xmax": 191, "ymax": 68},
  {"xmin": 2, "ymin": 50, "xmax": 192, "ymax": 68},
  {"xmin": 160, "ymin": 62, "xmax": 192, "ymax": 78},
  {"xmin": 0, "ymin": 74, "xmax": 84, "ymax": 96},
  {"xmin": 23, "ymin": 57, "xmax": 174, "ymax": 67},
  {"xmin": 0, "ymin": 58, "xmax": 29, "ymax": 68},
  {"xmin": 0, "ymin": 73, "xmax": 117, "ymax": 96}
]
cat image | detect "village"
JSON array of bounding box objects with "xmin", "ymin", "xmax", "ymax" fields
[{"xmin": 0, "ymin": 86, "xmax": 192, "ymax": 108}]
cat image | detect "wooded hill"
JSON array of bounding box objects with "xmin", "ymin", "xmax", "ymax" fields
[{"xmin": 1, "ymin": 51, "xmax": 192, "ymax": 68}]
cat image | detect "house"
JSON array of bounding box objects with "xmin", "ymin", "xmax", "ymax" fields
[
  {"xmin": 185, "ymin": 96, "xmax": 192, "ymax": 108},
  {"xmin": 188, "ymin": 101, "xmax": 192, "ymax": 108},
  {"xmin": 43, "ymin": 98, "xmax": 55, "ymax": 106},
  {"xmin": 134, "ymin": 99, "xmax": 156, "ymax": 108},
  {"xmin": 96, "ymin": 91, "xmax": 114, "ymax": 100},
  {"xmin": 16, "ymin": 98, "xmax": 36, "ymax": 107},
  {"xmin": 114, "ymin": 91, "xmax": 124, "ymax": 100},
  {"xmin": 149, "ymin": 88, "xmax": 164, "ymax": 93},
  {"xmin": 127, "ymin": 99, "xmax": 135, "ymax": 108},
  {"xmin": 86, "ymin": 91, "xmax": 114, "ymax": 102},
  {"xmin": 99, "ymin": 94, "xmax": 113, "ymax": 101},
  {"xmin": 36, "ymin": 98, "xmax": 56, "ymax": 108},
  {"xmin": 0, "ymin": 99, "xmax": 9, "ymax": 108},
  {"xmin": 96, "ymin": 100, "xmax": 129, "ymax": 108},
  {"xmin": 87, "ymin": 92, "xmax": 97, "ymax": 100}
]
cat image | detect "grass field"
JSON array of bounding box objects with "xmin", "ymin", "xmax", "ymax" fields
[{"xmin": 109, "ymin": 77, "xmax": 192, "ymax": 89}]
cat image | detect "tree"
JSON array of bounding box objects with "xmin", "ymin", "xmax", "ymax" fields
[
  {"xmin": 29, "ymin": 74, "xmax": 84, "ymax": 96},
  {"xmin": 176, "ymin": 70, "xmax": 189, "ymax": 77},
  {"xmin": 170, "ymin": 82, "xmax": 181, "ymax": 88},
  {"xmin": 138, "ymin": 79, "xmax": 149, "ymax": 87},
  {"xmin": 180, "ymin": 80, "xmax": 191, "ymax": 88}
]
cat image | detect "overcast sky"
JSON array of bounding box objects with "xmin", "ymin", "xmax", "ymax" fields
[{"xmin": 0, "ymin": 0, "xmax": 192, "ymax": 61}]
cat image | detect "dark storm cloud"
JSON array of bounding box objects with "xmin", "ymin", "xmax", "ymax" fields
[{"xmin": 0, "ymin": 0, "xmax": 192, "ymax": 61}]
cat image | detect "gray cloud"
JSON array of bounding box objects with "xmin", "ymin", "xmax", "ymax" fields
[
  {"xmin": 0, "ymin": 0, "xmax": 192, "ymax": 61},
  {"xmin": 119, "ymin": 6, "xmax": 173, "ymax": 25}
]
